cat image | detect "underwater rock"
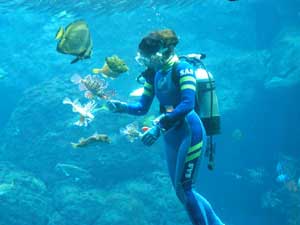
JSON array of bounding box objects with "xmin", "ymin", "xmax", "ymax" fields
[
  {"xmin": 50, "ymin": 185, "xmax": 105, "ymax": 225},
  {"xmin": 209, "ymin": 47, "xmax": 269, "ymax": 112},
  {"xmin": 264, "ymin": 27, "xmax": 300, "ymax": 89},
  {"xmin": 285, "ymin": 192, "xmax": 300, "ymax": 225},
  {"xmin": 0, "ymin": 162, "xmax": 52, "ymax": 225},
  {"xmin": 261, "ymin": 191, "xmax": 281, "ymax": 209},
  {"xmin": 95, "ymin": 192, "xmax": 147, "ymax": 225},
  {"xmin": 0, "ymin": 77, "xmax": 79, "ymax": 179},
  {"xmin": 261, "ymin": 187, "xmax": 300, "ymax": 225},
  {"xmin": 108, "ymin": 172, "xmax": 187, "ymax": 225}
]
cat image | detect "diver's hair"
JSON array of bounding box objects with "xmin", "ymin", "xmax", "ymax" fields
[
  {"xmin": 138, "ymin": 33, "xmax": 163, "ymax": 56},
  {"xmin": 157, "ymin": 29, "xmax": 179, "ymax": 58},
  {"xmin": 138, "ymin": 29, "xmax": 179, "ymax": 57},
  {"xmin": 157, "ymin": 29, "xmax": 179, "ymax": 48}
]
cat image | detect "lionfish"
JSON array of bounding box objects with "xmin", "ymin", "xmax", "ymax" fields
[
  {"xmin": 63, "ymin": 97, "xmax": 96, "ymax": 127},
  {"xmin": 71, "ymin": 74, "xmax": 115, "ymax": 100}
]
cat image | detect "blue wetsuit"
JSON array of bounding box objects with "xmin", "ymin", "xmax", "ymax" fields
[{"xmin": 127, "ymin": 59, "xmax": 224, "ymax": 225}]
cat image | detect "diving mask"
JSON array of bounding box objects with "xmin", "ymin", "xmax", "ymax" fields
[
  {"xmin": 135, "ymin": 52, "xmax": 151, "ymax": 67},
  {"xmin": 135, "ymin": 49, "xmax": 168, "ymax": 68}
]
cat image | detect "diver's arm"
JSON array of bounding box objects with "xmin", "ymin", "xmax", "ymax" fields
[
  {"xmin": 159, "ymin": 64, "xmax": 196, "ymax": 129},
  {"xmin": 127, "ymin": 80, "xmax": 155, "ymax": 116}
]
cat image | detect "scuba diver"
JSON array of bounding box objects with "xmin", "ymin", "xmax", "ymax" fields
[{"xmin": 106, "ymin": 29, "xmax": 224, "ymax": 225}]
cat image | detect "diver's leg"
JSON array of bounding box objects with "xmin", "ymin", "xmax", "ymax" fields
[
  {"xmin": 175, "ymin": 133, "xmax": 208, "ymax": 225},
  {"xmin": 174, "ymin": 116, "xmax": 224, "ymax": 225},
  {"xmin": 163, "ymin": 127, "xmax": 183, "ymax": 187},
  {"xmin": 193, "ymin": 192, "xmax": 224, "ymax": 225}
]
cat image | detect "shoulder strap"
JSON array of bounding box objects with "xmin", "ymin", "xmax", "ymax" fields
[{"xmin": 171, "ymin": 61, "xmax": 180, "ymax": 86}]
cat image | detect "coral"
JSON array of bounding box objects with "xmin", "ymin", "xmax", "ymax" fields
[
  {"xmin": 264, "ymin": 27, "xmax": 300, "ymax": 89},
  {"xmin": 95, "ymin": 192, "xmax": 147, "ymax": 225},
  {"xmin": 51, "ymin": 185, "xmax": 105, "ymax": 225},
  {"xmin": 0, "ymin": 162, "xmax": 52, "ymax": 225}
]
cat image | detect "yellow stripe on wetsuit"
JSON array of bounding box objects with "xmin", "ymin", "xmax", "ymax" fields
[
  {"xmin": 143, "ymin": 81, "xmax": 153, "ymax": 97},
  {"xmin": 180, "ymin": 76, "xmax": 196, "ymax": 85},
  {"xmin": 180, "ymin": 75, "xmax": 196, "ymax": 92},
  {"xmin": 144, "ymin": 82, "xmax": 153, "ymax": 89},
  {"xmin": 181, "ymin": 84, "xmax": 196, "ymax": 91},
  {"xmin": 185, "ymin": 141, "xmax": 203, "ymax": 162}
]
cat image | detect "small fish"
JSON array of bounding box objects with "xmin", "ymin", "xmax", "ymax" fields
[
  {"xmin": 71, "ymin": 132, "xmax": 111, "ymax": 148},
  {"xmin": 276, "ymin": 174, "xmax": 290, "ymax": 183},
  {"xmin": 298, "ymin": 177, "xmax": 300, "ymax": 188},
  {"xmin": 55, "ymin": 20, "xmax": 93, "ymax": 64},
  {"xmin": 120, "ymin": 122, "xmax": 142, "ymax": 143},
  {"xmin": 92, "ymin": 55, "xmax": 128, "ymax": 79},
  {"xmin": 63, "ymin": 97, "xmax": 96, "ymax": 127},
  {"xmin": 129, "ymin": 87, "xmax": 144, "ymax": 97},
  {"xmin": 71, "ymin": 74, "xmax": 114, "ymax": 100}
]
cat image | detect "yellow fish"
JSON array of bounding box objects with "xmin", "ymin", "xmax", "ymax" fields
[
  {"xmin": 55, "ymin": 20, "xmax": 93, "ymax": 64},
  {"xmin": 92, "ymin": 55, "xmax": 129, "ymax": 79}
]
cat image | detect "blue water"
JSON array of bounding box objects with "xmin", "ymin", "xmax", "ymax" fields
[{"xmin": 0, "ymin": 1, "xmax": 300, "ymax": 225}]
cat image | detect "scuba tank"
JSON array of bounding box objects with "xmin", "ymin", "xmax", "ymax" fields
[
  {"xmin": 195, "ymin": 67, "xmax": 220, "ymax": 171},
  {"xmin": 194, "ymin": 68, "xmax": 221, "ymax": 136}
]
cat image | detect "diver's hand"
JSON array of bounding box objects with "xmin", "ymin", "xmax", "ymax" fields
[
  {"xmin": 155, "ymin": 114, "xmax": 176, "ymax": 131},
  {"xmin": 141, "ymin": 125, "xmax": 161, "ymax": 146},
  {"xmin": 106, "ymin": 100, "xmax": 128, "ymax": 113}
]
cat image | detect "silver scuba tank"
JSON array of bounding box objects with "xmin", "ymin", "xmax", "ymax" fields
[
  {"xmin": 181, "ymin": 54, "xmax": 220, "ymax": 170},
  {"xmin": 195, "ymin": 68, "xmax": 221, "ymax": 136}
]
